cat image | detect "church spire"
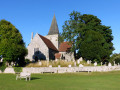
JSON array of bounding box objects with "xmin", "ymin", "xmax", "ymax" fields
[{"xmin": 48, "ymin": 14, "xmax": 59, "ymax": 35}]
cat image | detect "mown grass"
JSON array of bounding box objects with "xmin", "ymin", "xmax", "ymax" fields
[{"xmin": 0, "ymin": 71, "xmax": 120, "ymax": 90}]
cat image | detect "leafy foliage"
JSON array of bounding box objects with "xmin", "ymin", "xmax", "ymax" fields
[
  {"xmin": 0, "ymin": 20, "xmax": 27, "ymax": 66},
  {"xmin": 62, "ymin": 11, "xmax": 114, "ymax": 62},
  {"xmin": 110, "ymin": 53, "xmax": 120, "ymax": 64},
  {"xmin": 0, "ymin": 65, "xmax": 6, "ymax": 72},
  {"xmin": 14, "ymin": 67, "xmax": 22, "ymax": 72}
]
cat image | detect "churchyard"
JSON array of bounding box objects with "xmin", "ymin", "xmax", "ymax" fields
[{"xmin": 0, "ymin": 71, "xmax": 120, "ymax": 90}]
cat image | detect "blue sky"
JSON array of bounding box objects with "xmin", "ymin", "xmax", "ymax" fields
[{"xmin": 0, "ymin": 0, "xmax": 120, "ymax": 54}]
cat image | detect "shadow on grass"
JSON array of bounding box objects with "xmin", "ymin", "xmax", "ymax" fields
[{"xmin": 31, "ymin": 77, "xmax": 41, "ymax": 80}]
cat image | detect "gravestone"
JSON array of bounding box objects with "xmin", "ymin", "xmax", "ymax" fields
[
  {"xmin": 38, "ymin": 61, "xmax": 42, "ymax": 66},
  {"xmin": 49, "ymin": 65, "xmax": 52, "ymax": 67},
  {"xmin": 68, "ymin": 65, "xmax": 71, "ymax": 68},
  {"xmin": 77, "ymin": 60, "xmax": 80, "ymax": 64},
  {"xmin": 79, "ymin": 64, "xmax": 83, "ymax": 67},
  {"xmin": 58, "ymin": 65, "xmax": 61, "ymax": 68},
  {"xmin": 87, "ymin": 60, "xmax": 90, "ymax": 64},
  {"xmin": 94, "ymin": 62, "xmax": 97, "ymax": 66},
  {"xmin": 74, "ymin": 62, "xmax": 76, "ymax": 67},
  {"xmin": 108, "ymin": 62, "xmax": 112, "ymax": 67},
  {"xmin": 79, "ymin": 57, "xmax": 83, "ymax": 61},
  {"xmin": 101, "ymin": 62, "xmax": 102, "ymax": 66}
]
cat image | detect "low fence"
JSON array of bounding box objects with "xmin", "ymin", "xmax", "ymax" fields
[{"xmin": 1, "ymin": 66, "xmax": 120, "ymax": 74}]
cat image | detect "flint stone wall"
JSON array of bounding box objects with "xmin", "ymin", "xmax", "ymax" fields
[
  {"xmin": 22, "ymin": 66, "xmax": 120, "ymax": 73},
  {"xmin": 2, "ymin": 66, "xmax": 120, "ymax": 74}
]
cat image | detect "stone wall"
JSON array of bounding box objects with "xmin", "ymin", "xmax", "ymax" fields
[
  {"xmin": 1, "ymin": 66, "xmax": 120, "ymax": 74},
  {"xmin": 22, "ymin": 66, "xmax": 120, "ymax": 74}
]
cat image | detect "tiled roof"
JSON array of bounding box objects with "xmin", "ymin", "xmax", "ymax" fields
[
  {"xmin": 55, "ymin": 53, "xmax": 61, "ymax": 59},
  {"xmin": 59, "ymin": 42, "xmax": 72, "ymax": 52},
  {"xmin": 38, "ymin": 34, "xmax": 58, "ymax": 51}
]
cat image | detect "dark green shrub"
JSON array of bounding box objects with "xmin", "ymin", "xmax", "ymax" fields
[
  {"xmin": 0, "ymin": 66, "xmax": 6, "ymax": 72},
  {"xmin": 14, "ymin": 67, "xmax": 22, "ymax": 72}
]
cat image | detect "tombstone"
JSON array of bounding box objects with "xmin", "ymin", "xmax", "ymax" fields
[
  {"xmin": 90, "ymin": 60, "xmax": 92, "ymax": 65},
  {"xmin": 1, "ymin": 58, "xmax": 3, "ymax": 62},
  {"xmin": 58, "ymin": 65, "xmax": 61, "ymax": 68},
  {"xmin": 74, "ymin": 62, "xmax": 76, "ymax": 67},
  {"xmin": 117, "ymin": 63, "xmax": 120, "ymax": 66},
  {"xmin": 114, "ymin": 61, "xmax": 116, "ymax": 66},
  {"xmin": 77, "ymin": 60, "xmax": 80, "ymax": 64},
  {"xmin": 105, "ymin": 62, "xmax": 107, "ymax": 66},
  {"xmin": 11, "ymin": 61, "xmax": 14, "ymax": 67},
  {"xmin": 87, "ymin": 60, "xmax": 90, "ymax": 64},
  {"xmin": 79, "ymin": 64, "xmax": 83, "ymax": 67},
  {"xmin": 38, "ymin": 61, "xmax": 42, "ymax": 66},
  {"xmin": 68, "ymin": 65, "xmax": 71, "ymax": 68},
  {"xmin": 79, "ymin": 57, "xmax": 83, "ymax": 61},
  {"xmin": 49, "ymin": 65, "xmax": 52, "ymax": 67},
  {"xmin": 94, "ymin": 62, "xmax": 97, "ymax": 66},
  {"xmin": 101, "ymin": 62, "xmax": 102, "ymax": 66},
  {"xmin": 55, "ymin": 59, "xmax": 58, "ymax": 62},
  {"xmin": 108, "ymin": 62, "xmax": 112, "ymax": 67}
]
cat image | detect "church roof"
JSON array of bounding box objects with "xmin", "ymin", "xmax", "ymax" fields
[
  {"xmin": 48, "ymin": 14, "xmax": 59, "ymax": 35},
  {"xmin": 59, "ymin": 42, "xmax": 72, "ymax": 52},
  {"xmin": 38, "ymin": 34, "xmax": 58, "ymax": 51}
]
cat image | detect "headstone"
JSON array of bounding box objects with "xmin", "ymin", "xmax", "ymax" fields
[
  {"xmin": 118, "ymin": 63, "xmax": 120, "ymax": 66},
  {"xmin": 108, "ymin": 62, "xmax": 112, "ymax": 67},
  {"xmin": 11, "ymin": 61, "xmax": 14, "ymax": 66},
  {"xmin": 55, "ymin": 59, "xmax": 58, "ymax": 62},
  {"xmin": 79, "ymin": 57, "xmax": 83, "ymax": 61},
  {"xmin": 90, "ymin": 60, "xmax": 91, "ymax": 65},
  {"xmin": 68, "ymin": 65, "xmax": 71, "ymax": 68},
  {"xmin": 79, "ymin": 64, "xmax": 83, "ymax": 67},
  {"xmin": 58, "ymin": 65, "xmax": 61, "ymax": 68},
  {"xmin": 77, "ymin": 60, "xmax": 80, "ymax": 64},
  {"xmin": 74, "ymin": 62, "xmax": 76, "ymax": 67},
  {"xmin": 87, "ymin": 60, "xmax": 90, "ymax": 64},
  {"xmin": 94, "ymin": 62, "xmax": 97, "ymax": 66},
  {"xmin": 101, "ymin": 62, "xmax": 102, "ymax": 66},
  {"xmin": 49, "ymin": 65, "xmax": 52, "ymax": 67},
  {"xmin": 114, "ymin": 61, "xmax": 116, "ymax": 66},
  {"xmin": 38, "ymin": 61, "xmax": 42, "ymax": 66}
]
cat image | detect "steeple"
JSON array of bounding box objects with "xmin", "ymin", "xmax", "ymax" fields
[{"xmin": 48, "ymin": 14, "xmax": 59, "ymax": 35}]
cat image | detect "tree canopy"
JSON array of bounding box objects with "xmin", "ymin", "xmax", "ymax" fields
[
  {"xmin": 0, "ymin": 20, "xmax": 27, "ymax": 65},
  {"xmin": 62, "ymin": 11, "xmax": 114, "ymax": 62}
]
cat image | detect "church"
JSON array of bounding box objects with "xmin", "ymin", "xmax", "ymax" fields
[{"xmin": 25, "ymin": 15, "xmax": 74, "ymax": 61}]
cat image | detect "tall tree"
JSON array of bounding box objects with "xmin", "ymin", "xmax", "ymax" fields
[
  {"xmin": 0, "ymin": 20, "xmax": 27, "ymax": 66},
  {"xmin": 62, "ymin": 11, "xmax": 114, "ymax": 62}
]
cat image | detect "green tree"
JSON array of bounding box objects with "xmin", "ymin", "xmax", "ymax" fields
[
  {"xmin": 0, "ymin": 20, "xmax": 27, "ymax": 66},
  {"xmin": 110, "ymin": 53, "xmax": 120, "ymax": 64},
  {"xmin": 62, "ymin": 11, "xmax": 114, "ymax": 62}
]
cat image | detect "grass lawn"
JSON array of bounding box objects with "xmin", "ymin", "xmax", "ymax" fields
[{"xmin": 0, "ymin": 71, "xmax": 120, "ymax": 90}]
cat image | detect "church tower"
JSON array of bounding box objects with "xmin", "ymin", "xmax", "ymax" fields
[{"xmin": 45, "ymin": 14, "xmax": 59, "ymax": 49}]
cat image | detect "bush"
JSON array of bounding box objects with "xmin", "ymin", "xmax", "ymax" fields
[
  {"xmin": 0, "ymin": 66, "xmax": 6, "ymax": 72},
  {"xmin": 110, "ymin": 53, "xmax": 120, "ymax": 64},
  {"xmin": 14, "ymin": 67, "xmax": 22, "ymax": 72}
]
